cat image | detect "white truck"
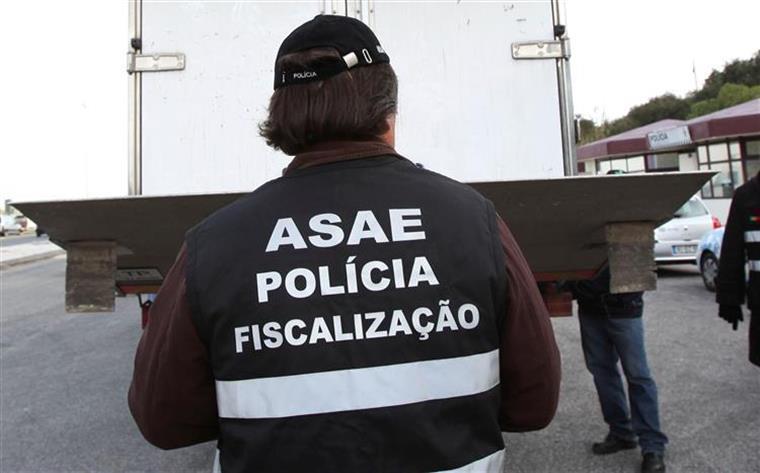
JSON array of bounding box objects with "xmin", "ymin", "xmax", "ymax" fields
[
  {"xmin": 127, "ymin": 0, "xmax": 575, "ymax": 196},
  {"xmin": 16, "ymin": 1, "xmax": 711, "ymax": 313}
]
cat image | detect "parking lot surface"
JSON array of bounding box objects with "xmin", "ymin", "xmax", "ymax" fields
[{"xmin": 1, "ymin": 259, "xmax": 758, "ymax": 472}]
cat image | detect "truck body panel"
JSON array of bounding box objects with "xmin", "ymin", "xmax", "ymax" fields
[
  {"xmin": 13, "ymin": 2, "xmax": 716, "ymax": 312},
  {"xmin": 139, "ymin": 1, "xmax": 563, "ymax": 196}
]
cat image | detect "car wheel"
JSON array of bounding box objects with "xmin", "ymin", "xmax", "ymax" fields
[{"xmin": 700, "ymin": 252, "xmax": 719, "ymax": 292}]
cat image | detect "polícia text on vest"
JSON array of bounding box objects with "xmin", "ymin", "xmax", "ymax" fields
[{"xmin": 236, "ymin": 208, "xmax": 483, "ymax": 352}]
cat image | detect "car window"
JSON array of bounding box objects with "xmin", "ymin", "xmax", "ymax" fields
[{"xmin": 673, "ymin": 198, "xmax": 708, "ymax": 218}]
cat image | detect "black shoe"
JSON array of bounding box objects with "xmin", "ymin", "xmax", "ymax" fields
[
  {"xmin": 591, "ymin": 434, "xmax": 637, "ymax": 455},
  {"xmin": 641, "ymin": 452, "xmax": 666, "ymax": 472}
]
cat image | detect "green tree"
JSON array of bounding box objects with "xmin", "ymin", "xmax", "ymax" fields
[
  {"xmin": 691, "ymin": 50, "xmax": 760, "ymax": 101},
  {"xmin": 627, "ymin": 93, "xmax": 691, "ymax": 125},
  {"xmin": 687, "ymin": 83, "xmax": 760, "ymax": 118},
  {"xmin": 577, "ymin": 51, "xmax": 760, "ymax": 142},
  {"xmin": 688, "ymin": 98, "xmax": 720, "ymax": 118},
  {"xmin": 605, "ymin": 116, "xmax": 638, "ymax": 136},
  {"xmin": 578, "ymin": 118, "xmax": 597, "ymax": 144}
]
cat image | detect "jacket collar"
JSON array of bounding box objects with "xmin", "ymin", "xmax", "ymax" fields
[{"xmin": 283, "ymin": 140, "xmax": 400, "ymax": 176}]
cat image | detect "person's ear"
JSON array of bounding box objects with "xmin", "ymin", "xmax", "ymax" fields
[{"xmin": 381, "ymin": 114, "xmax": 396, "ymax": 147}]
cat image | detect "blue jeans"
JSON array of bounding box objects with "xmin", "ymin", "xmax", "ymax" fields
[{"xmin": 579, "ymin": 313, "xmax": 668, "ymax": 454}]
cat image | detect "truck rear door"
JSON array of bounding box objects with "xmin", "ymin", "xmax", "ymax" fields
[
  {"xmin": 367, "ymin": 0, "xmax": 564, "ymax": 182},
  {"xmin": 134, "ymin": 1, "xmax": 567, "ymax": 196}
]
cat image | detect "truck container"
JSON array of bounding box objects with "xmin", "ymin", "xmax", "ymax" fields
[{"xmin": 15, "ymin": 1, "xmax": 712, "ymax": 312}]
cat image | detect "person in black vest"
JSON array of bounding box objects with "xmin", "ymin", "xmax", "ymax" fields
[
  {"xmin": 566, "ymin": 267, "xmax": 668, "ymax": 473},
  {"xmin": 128, "ymin": 15, "xmax": 561, "ymax": 472},
  {"xmin": 717, "ymin": 171, "xmax": 760, "ymax": 367}
]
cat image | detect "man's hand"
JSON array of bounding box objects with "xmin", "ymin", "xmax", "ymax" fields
[{"xmin": 718, "ymin": 305, "xmax": 744, "ymax": 330}]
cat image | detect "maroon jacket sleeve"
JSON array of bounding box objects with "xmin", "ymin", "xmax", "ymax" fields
[
  {"xmin": 496, "ymin": 216, "xmax": 562, "ymax": 432},
  {"xmin": 128, "ymin": 244, "xmax": 219, "ymax": 449}
]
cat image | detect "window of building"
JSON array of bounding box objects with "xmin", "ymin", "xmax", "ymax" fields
[
  {"xmin": 577, "ymin": 161, "xmax": 596, "ymax": 175},
  {"xmin": 697, "ymin": 145, "xmax": 709, "ymax": 164},
  {"xmin": 698, "ymin": 140, "xmax": 751, "ymax": 199},
  {"xmin": 709, "ymin": 142, "xmax": 729, "ymax": 162},
  {"xmin": 678, "ymin": 151, "xmax": 698, "ymax": 172},
  {"xmin": 710, "ymin": 162, "xmax": 733, "ymax": 198},
  {"xmin": 597, "ymin": 160, "xmax": 611, "ymax": 174},
  {"xmin": 593, "ymin": 155, "xmax": 647, "ymax": 174},
  {"xmin": 746, "ymin": 140, "xmax": 760, "ymax": 157},
  {"xmin": 700, "ymin": 180, "xmax": 713, "ymax": 198},
  {"xmin": 609, "ymin": 158, "xmax": 627, "ymax": 173},
  {"xmin": 729, "ymin": 141, "xmax": 741, "ymax": 161},
  {"xmin": 732, "ymin": 161, "xmax": 746, "ymax": 188},
  {"xmin": 628, "ymin": 156, "xmax": 646, "ymax": 173},
  {"xmin": 747, "ymin": 159, "xmax": 760, "ymax": 179},
  {"xmin": 646, "ymin": 153, "xmax": 679, "ymax": 171},
  {"xmin": 746, "ymin": 139, "xmax": 760, "ymax": 178}
]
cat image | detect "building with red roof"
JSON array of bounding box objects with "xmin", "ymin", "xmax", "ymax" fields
[{"xmin": 576, "ymin": 98, "xmax": 760, "ymax": 219}]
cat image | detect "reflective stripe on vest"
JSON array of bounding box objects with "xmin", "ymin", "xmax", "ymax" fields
[
  {"xmin": 213, "ymin": 447, "xmax": 505, "ymax": 473},
  {"xmin": 744, "ymin": 231, "xmax": 760, "ymax": 271},
  {"xmin": 746, "ymin": 230, "xmax": 760, "ymax": 243},
  {"xmin": 435, "ymin": 448, "xmax": 505, "ymax": 473},
  {"xmin": 216, "ymin": 349, "xmax": 499, "ymax": 419}
]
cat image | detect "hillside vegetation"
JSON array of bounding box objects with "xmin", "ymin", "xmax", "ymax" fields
[{"xmin": 579, "ymin": 51, "xmax": 760, "ymax": 144}]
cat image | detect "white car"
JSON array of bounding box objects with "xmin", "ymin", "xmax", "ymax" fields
[
  {"xmin": 654, "ymin": 196, "xmax": 720, "ymax": 264},
  {"xmin": 0, "ymin": 214, "xmax": 23, "ymax": 236}
]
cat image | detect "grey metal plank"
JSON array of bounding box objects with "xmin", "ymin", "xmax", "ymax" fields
[
  {"xmin": 15, "ymin": 171, "xmax": 714, "ymax": 280},
  {"xmin": 469, "ymin": 171, "xmax": 713, "ymax": 276}
]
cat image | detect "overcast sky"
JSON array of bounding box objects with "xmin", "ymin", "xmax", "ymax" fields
[
  {"xmin": 569, "ymin": 0, "xmax": 760, "ymax": 123},
  {"xmin": 1, "ymin": 0, "xmax": 758, "ymax": 206}
]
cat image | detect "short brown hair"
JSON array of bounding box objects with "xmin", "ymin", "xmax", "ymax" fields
[{"xmin": 259, "ymin": 48, "xmax": 398, "ymax": 155}]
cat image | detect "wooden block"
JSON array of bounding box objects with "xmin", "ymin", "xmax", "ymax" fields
[
  {"xmin": 65, "ymin": 241, "xmax": 117, "ymax": 313},
  {"xmin": 606, "ymin": 222, "xmax": 657, "ymax": 294}
]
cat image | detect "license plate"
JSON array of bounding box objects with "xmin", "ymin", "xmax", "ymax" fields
[{"xmin": 672, "ymin": 245, "xmax": 697, "ymax": 255}]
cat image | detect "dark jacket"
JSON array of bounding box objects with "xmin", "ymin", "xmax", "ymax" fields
[
  {"xmin": 716, "ymin": 172, "xmax": 760, "ymax": 366},
  {"xmin": 566, "ymin": 267, "xmax": 644, "ymax": 318},
  {"xmin": 717, "ymin": 172, "xmax": 760, "ymax": 312},
  {"xmin": 128, "ymin": 141, "xmax": 561, "ymax": 456}
]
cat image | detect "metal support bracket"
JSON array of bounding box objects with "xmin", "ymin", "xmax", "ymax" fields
[
  {"xmin": 511, "ymin": 38, "xmax": 570, "ymax": 60},
  {"xmin": 606, "ymin": 222, "xmax": 657, "ymax": 294},
  {"xmin": 127, "ymin": 52, "xmax": 185, "ymax": 74},
  {"xmin": 65, "ymin": 241, "xmax": 117, "ymax": 313}
]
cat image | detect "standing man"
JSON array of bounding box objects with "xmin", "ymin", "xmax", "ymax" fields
[
  {"xmin": 567, "ymin": 267, "xmax": 668, "ymax": 473},
  {"xmin": 129, "ymin": 15, "xmax": 561, "ymax": 472},
  {"xmin": 717, "ymin": 171, "xmax": 760, "ymax": 367}
]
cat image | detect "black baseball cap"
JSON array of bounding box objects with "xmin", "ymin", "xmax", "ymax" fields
[{"xmin": 273, "ymin": 15, "xmax": 390, "ymax": 90}]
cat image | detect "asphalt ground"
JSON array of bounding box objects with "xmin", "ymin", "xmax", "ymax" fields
[
  {"xmin": 1, "ymin": 258, "xmax": 758, "ymax": 472},
  {"xmin": 0, "ymin": 233, "xmax": 40, "ymax": 248}
]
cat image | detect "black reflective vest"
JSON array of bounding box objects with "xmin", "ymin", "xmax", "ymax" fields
[
  {"xmin": 186, "ymin": 155, "xmax": 508, "ymax": 473},
  {"xmin": 717, "ymin": 173, "xmax": 760, "ymax": 312}
]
